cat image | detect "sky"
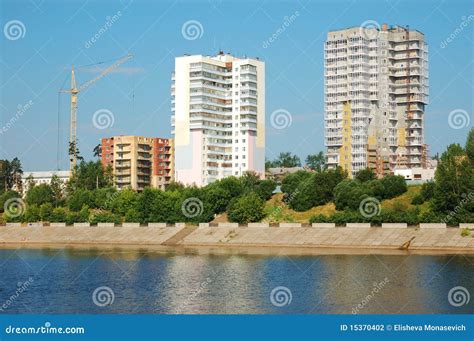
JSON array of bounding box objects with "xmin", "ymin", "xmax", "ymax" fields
[{"xmin": 0, "ymin": 0, "xmax": 473, "ymax": 172}]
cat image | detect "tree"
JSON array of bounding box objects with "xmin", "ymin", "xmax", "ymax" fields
[
  {"xmin": 25, "ymin": 184, "xmax": 55, "ymax": 206},
  {"xmin": 10, "ymin": 157, "xmax": 23, "ymax": 194},
  {"xmin": 432, "ymin": 143, "xmax": 474, "ymax": 212},
  {"xmin": 355, "ymin": 168, "xmax": 376, "ymax": 182},
  {"xmin": 379, "ymin": 175, "xmax": 407, "ymax": 199},
  {"xmin": 93, "ymin": 143, "xmax": 102, "ymax": 158},
  {"xmin": 272, "ymin": 152, "xmax": 301, "ymax": 168},
  {"xmin": 0, "ymin": 158, "xmax": 21, "ymax": 192},
  {"xmin": 227, "ymin": 192, "xmax": 265, "ymax": 224},
  {"xmin": 50, "ymin": 174, "xmax": 64, "ymax": 206},
  {"xmin": 466, "ymin": 127, "xmax": 474, "ymax": 162},
  {"xmin": 69, "ymin": 141, "xmax": 84, "ymax": 163},
  {"xmin": 281, "ymin": 170, "xmax": 312, "ymax": 195},
  {"xmin": 305, "ymin": 152, "xmax": 326, "ymax": 171},
  {"xmin": 0, "ymin": 160, "xmax": 12, "ymax": 192},
  {"xmin": 240, "ymin": 171, "xmax": 261, "ymax": 192},
  {"xmin": 67, "ymin": 160, "xmax": 112, "ymax": 192},
  {"xmin": 289, "ymin": 168, "xmax": 347, "ymax": 211}
]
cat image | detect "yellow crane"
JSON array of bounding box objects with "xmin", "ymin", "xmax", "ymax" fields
[{"xmin": 60, "ymin": 54, "xmax": 133, "ymax": 170}]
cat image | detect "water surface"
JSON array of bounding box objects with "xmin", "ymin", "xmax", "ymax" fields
[{"xmin": 0, "ymin": 248, "xmax": 472, "ymax": 314}]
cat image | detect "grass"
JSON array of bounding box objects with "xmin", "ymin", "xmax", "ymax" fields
[
  {"xmin": 380, "ymin": 185, "xmax": 430, "ymax": 213},
  {"xmin": 263, "ymin": 193, "xmax": 336, "ymax": 223},
  {"xmin": 262, "ymin": 185, "xmax": 430, "ymax": 223}
]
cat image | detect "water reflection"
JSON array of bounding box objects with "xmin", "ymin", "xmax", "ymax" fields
[{"xmin": 0, "ymin": 249, "xmax": 472, "ymax": 314}]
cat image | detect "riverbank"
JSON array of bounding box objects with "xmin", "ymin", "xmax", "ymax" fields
[{"xmin": 1, "ymin": 224, "xmax": 473, "ymax": 255}]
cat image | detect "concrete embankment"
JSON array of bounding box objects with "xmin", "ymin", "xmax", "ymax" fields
[{"xmin": 1, "ymin": 224, "xmax": 473, "ymax": 254}]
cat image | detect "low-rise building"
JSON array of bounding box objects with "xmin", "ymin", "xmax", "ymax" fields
[
  {"xmin": 21, "ymin": 170, "xmax": 70, "ymax": 191},
  {"xmin": 101, "ymin": 135, "xmax": 174, "ymax": 191},
  {"xmin": 394, "ymin": 167, "xmax": 435, "ymax": 183}
]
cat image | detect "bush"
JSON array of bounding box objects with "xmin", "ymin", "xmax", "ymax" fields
[
  {"xmin": 355, "ymin": 168, "xmax": 376, "ymax": 182},
  {"xmin": 24, "ymin": 205, "xmax": 40, "ymax": 223},
  {"xmin": 227, "ymin": 192, "xmax": 265, "ymax": 224},
  {"xmin": 50, "ymin": 207, "xmax": 67, "ymax": 222},
  {"xmin": 380, "ymin": 175, "xmax": 407, "ymax": 199},
  {"xmin": 420, "ymin": 182, "xmax": 435, "ymax": 201},
  {"xmin": 25, "ymin": 184, "xmax": 55, "ymax": 206},
  {"xmin": 204, "ymin": 185, "xmax": 233, "ymax": 215},
  {"xmin": 0, "ymin": 191, "xmax": 21, "ymax": 213},
  {"xmin": 65, "ymin": 205, "xmax": 89, "ymax": 225},
  {"xmin": 255, "ymin": 179, "xmax": 276, "ymax": 201},
  {"xmin": 39, "ymin": 203, "xmax": 53, "ymax": 221},
  {"xmin": 309, "ymin": 214, "xmax": 330, "ymax": 223},
  {"xmin": 68, "ymin": 189, "xmax": 94, "ymax": 211},
  {"xmin": 89, "ymin": 210, "xmax": 121, "ymax": 224},
  {"xmin": 109, "ymin": 189, "xmax": 138, "ymax": 216},
  {"xmin": 289, "ymin": 169, "xmax": 346, "ymax": 211},
  {"xmin": 411, "ymin": 194, "xmax": 424, "ymax": 205},
  {"xmin": 333, "ymin": 180, "xmax": 372, "ymax": 211},
  {"xmin": 281, "ymin": 171, "xmax": 312, "ymax": 195}
]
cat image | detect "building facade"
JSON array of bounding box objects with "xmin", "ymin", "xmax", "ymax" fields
[
  {"xmin": 324, "ymin": 24, "xmax": 429, "ymax": 177},
  {"xmin": 171, "ymin": 52, "xmax": 265, "ymax": 187},
  {"xmin": 21, "ymin": 170, "xmax": 70, "ymax": 192},
  {"xmin": 101, "ymin": 136, "xmax": 174, "ymax": 191}
]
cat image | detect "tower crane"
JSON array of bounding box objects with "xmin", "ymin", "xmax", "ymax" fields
[{"xmin": 60, "ymin": 54, "xmax": 133, "ymax": 170}]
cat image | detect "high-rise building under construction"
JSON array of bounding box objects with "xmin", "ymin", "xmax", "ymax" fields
[{"xmin": 324, "ymin": 24, "xmax": 429, "ymax": 177}]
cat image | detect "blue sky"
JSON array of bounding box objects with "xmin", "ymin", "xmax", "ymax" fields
[{"xmin": 0, "ymin": 0, "xmax": 472, "ymax": 171}]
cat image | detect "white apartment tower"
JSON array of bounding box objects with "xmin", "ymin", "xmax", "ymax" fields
[
  {"xmin": 324, "ymin": 24, "xmax": 429, "ymax": 177},
  {"xmin": 171, "ymin": 52, "xmax": 265, "ymax": 186}
]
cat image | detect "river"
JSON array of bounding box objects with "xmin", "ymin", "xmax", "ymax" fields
[{"xmin": 0, "ymin": 248, "xmax": 472, "ymax": 314}]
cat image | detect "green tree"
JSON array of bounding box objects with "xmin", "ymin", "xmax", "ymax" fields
[
  {"xmin": 0, "ymin": 190, "xmax": 21, "ymax": 213},
  {"xmin": 432, "ymin": 143, "xmax": 474, "ymax": 212},
  {"xmin": 93, "ymin": 143, "xmax": 102, "ymax": 158},
  {"xmin": 67, "ymin": 160, "xmax": 112, "ymax": 192},
  {"xmin": 465, "ymin": 127, "xmax": 474, "ymax": 162},
  {"xmin": 255, "ymin": 179, "xmax": 276, "ymax": 201},
  {"xmin": 227, "ymin": 192, "xmax": 265, "ymax": 224},
  {"xmin": 355, "ymin": 168, "xmax": 376, "ymax": 182},
  {"xmin": 305, "ymin": 152, "xmax": 326, "ymax": 171},
  {"xmin": 50, "ymin": 174, "xmax": 64, "ymax": 206},
  {"xmin": 272, "ymin": 152, "xmax": 301, "ymax": 168},
  {"xmin": 281, "ymin": 170, "xmax": 312, "ymax": 195},
  {"xmin": 25, "ymin": 183, "xmax": 55, "ymax": 206},
  {"xmin": 10, "ymin": 157, "xmax": 23, "ymax": 194},
  {"xmin": 380, "ymin": 175, "xmax": 407, "ymax": 199},
  {"xmin": 67, "ymin": 188, "xmax": 94, "ymax": 211}
]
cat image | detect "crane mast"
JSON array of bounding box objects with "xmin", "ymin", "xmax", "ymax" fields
[{"xmin": 62, "ymin": 54, "xmax": 133, "ymax": 171}]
